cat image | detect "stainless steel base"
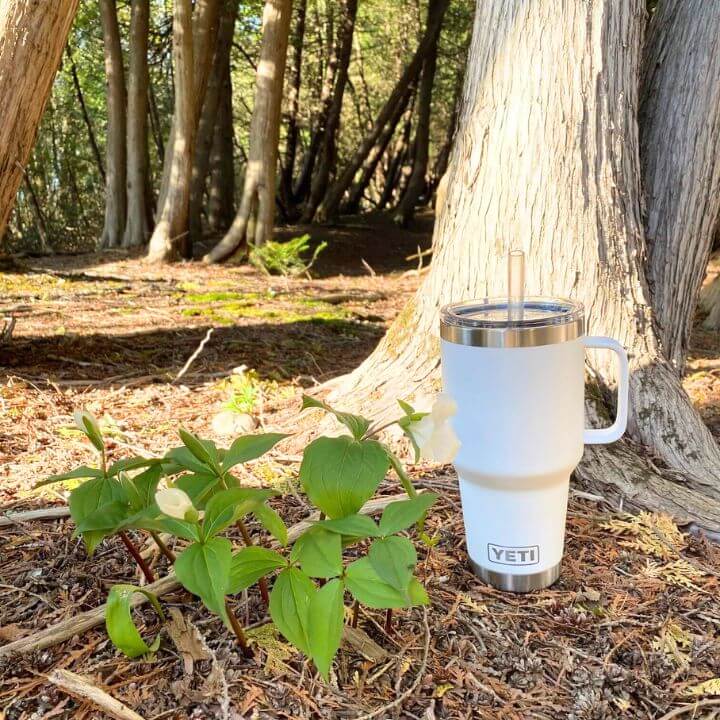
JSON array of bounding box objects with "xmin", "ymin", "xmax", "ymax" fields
[{"xmin": 470, "ymin": 559, "xmax": 561, "ymax": 592}]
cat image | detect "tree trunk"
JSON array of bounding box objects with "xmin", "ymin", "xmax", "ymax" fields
[
  {"xmin": 280, "ymin": 0, "xmax": 307, "ymax": 207},
  {"xmin": 328, "ymin": 0, "xmax": 720, "ymax": 525},
  {"xmin": 146, "ymin": 0, "xmax": 194, "ymax": 263},
  {"xmin": 66, "ymin": 45, "xmax": 106, "ymax": 183},
  {"xmin": 151, "ymin": 0, "xmax": 221, "ymax": 260},
  {"xmin": 316, "ymin": 0, "xmax": 450, "ymax": 223},
  {"xmin": 207, "ymin": 63, "xmax": 236, "ymax": 233},
  {"xmin": 377, "ymin": 103, "xmax": 415, "ymax": 211},
  {"xmin": 0, "ymin": 0, "xmax": 80, "ymax": 240},
  {"xmin": 639, "ymin": 0, "xmax": 720, "ymax": 374},
  {"xmin": 701, "ymin": 274, "xmax": 720, "ymax": 331},
  {"xmin": 123, "ymin": 0, "xmax": 151, "ymax": 248},
  {"xmin": 300, "ymin": 0, "xmax": 358, "ymax": 223},
  {"xmin": 189, "ymin": 0, "xmax": 238, "ymax": 244},
  {"xmin": 204, "ymin": 0, "xmax": 292, "ymax": 263},
  {"xmin": 98, "ymin": 0, "xmax": 127, "ymax": 250},
  {"xmin": 393, "ymin": 17, "xmax": 442, "ymax": 227},
  {"xmin": 428, "ymin": 72, "xmax": 462, "ymax": 199}
]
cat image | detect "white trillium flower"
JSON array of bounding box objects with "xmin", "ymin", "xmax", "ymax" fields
[
  {"xmin": 407, "ymin": 393, "xmax": 460, "ymax": 464},
  {"xmin": 155, "ymin": 488, "xmax": 194, "ymax": 520}
]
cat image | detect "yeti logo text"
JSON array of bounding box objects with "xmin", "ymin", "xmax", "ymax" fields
[{"xmin": 487, "ymin": 544, "xmax": 539, "ymax": 566}]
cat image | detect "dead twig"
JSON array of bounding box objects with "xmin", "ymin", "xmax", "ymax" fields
[
  {"xmin": 173, "ymin": 327, "xmax": 214, "ymax": 383},
  {"xmin": 0, "ymin": 506, "xmax": 70, "ymax": 527},
  {"xmin": 47, "ymin": 669, "xmax": 147, "ymax": 720}
]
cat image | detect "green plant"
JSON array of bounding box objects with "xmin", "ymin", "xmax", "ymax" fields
[
  {"xmin": 42, "ymin": 394, "xmax": 458, "ymax": 682},
  {"xmin": 249, "ymin": 234, "xmax": 327, "ymax": 277}
]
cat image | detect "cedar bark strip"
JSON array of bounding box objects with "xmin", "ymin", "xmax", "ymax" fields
[
  {"xmin": 123, "ymin": 0, "xmax": 151, "ymax": 248},
  {"xmin": 147, "ymin": 0, "xmax": 195, "ymax": 263},
  {"xmin": 639, "ymin": 0, "xmax": 720, "ymax": 374},
  {"xmin": 99, "ymin": 0, "xmax": 128, "ymax": 249},
  {"xmin": 329, "ymin": 0, "xmax": 720, "ymax": 518},
  {"xmin": 204, "ymin": 0, "xmax": 293, "ymax": 263},
  {"xmin": 0, "ymin": 0, "xmax": 80, "ymax": 239}
]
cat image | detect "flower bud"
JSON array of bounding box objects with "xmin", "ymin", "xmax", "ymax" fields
[{"xmin": 155, "ymin": 488, "xmax": 194, "ymax": 520}]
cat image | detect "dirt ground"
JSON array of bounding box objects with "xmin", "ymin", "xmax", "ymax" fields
[{"xmin": 2, "ymin": 216, "xmax": 720, "ymax": 719}]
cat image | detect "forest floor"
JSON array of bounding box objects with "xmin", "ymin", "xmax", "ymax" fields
[{"xmin": 2, "ymin": 214, "xmax": 720, "ymax": 719}]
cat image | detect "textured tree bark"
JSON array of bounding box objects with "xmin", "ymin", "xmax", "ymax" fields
[
  {"xmin": 189, "ymin": 0, "xmax": 238, "ymax": 244},
  {"xmin": 207, "ymin": 65, "xmax": 236, "ymax": 233},
  {"xmin": 151, "ymin": 0, "xmax": 221, "ymax": 260},
  {"xmin": 98, "ymin": 0, "xmax": 127, "ymax": 249},
  {"xmin": 328, "ymin": 0, "xmax": 720, "ymax": 517},
  {"xmin": 146, "ymin": 0, "xmax": 194, "ymax": 263},
  {"xmin": 393, "ymin": 18, "xmax": 442, "ymax": 227},
  {"xmin": 280, "ymin": 0, "xmax": 307, "ymax": 208},
  {"xmin": 204, "ymin": 0, "xmax": 292, "ymax": 263},
  {"xmin": 639, "ymin": 0, "xmax": 720, "ymax": 374},
  {"xmin": 0, "ymin": 0, "xmax": 80, "ymax": 239},
  {"xmin": 123, "ymin": 0, "xmax": 151, "ymax": 248},
  {"xmin": 316, "ymin": 0, "xmax": 450, "ymax": 222},
  {"xmin": 301, "ymin": 0, "xmax": 358, "ymax": 223}
]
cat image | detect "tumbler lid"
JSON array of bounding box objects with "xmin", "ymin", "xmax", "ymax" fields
[{"xmin": 440, "ymin": 296, "xmax": 584, "ymax": 348}]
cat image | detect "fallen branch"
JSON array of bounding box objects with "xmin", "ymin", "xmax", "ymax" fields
[
  {"xmin": 173, "ymin": 328, "xmax": 214, "ymax": 383},
  {"xmin": 47, "ymin": 668, "xmax": 147, "ymax": 720},
  {"xmin": 0, "ymin": 492, "xmax": 413, "ymax": 658},
  {"xmin": 0, "ymin": 506, "xmax": 70, "ymax": 527}
]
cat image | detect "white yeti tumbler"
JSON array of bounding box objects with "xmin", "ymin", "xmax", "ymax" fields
[{"xmin": 440, "ymin": 296, "xmax": 629, "ymax": 591}]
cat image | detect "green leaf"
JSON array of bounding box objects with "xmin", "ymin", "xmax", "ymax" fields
[
  {"xmin": 105, "ymin": 584, "xmax": 164, "ymax": 658},
  {"xmin": 307, "ymin": 579, "xmax": 345, "ymax": 680},
  {"xmin": 179, "ymin": 429, "xmax": 220, "ymax": 472},
  {"xmin": 269, "ymin": 567, "xmax": 314, "ymax": 655},
  {"xmin": 140, "ymin": 516, "xmax": 201, "ymax": 543},
  {"xmin": 345, "ymin": 558, "xmax": 409, "ymax": 609},
  {"xmin": 75, "ymin": 501, "xmax": 130, "ymax": 533},
  {"xmin": 164, "ymin": 446, "xmax": 212, "ymax": 475},
  {"xmin": 35, "ymin": 465, "xmax": 103, "ymax": 488},
  {"xmin": 253, "ymin": 503, "xmax": 288, "ymax": 546},
  {"xmin": 227, "ymin": 547, "xmax": 287, "ymax": 594},
  {"xmin": 301, "ymin": 395, "xmax": 371, "ymax": 440},
  {"xmin": 128, "ymin": 465, "xmax": 163, "ymax": 510},
  {"xmin": 74, "ymin": 410, "xmax": 105, "ymax": 452},
  {"xmin": 203, "ymin": 488, "xmax": 273, "ymax": 539},
  {"xmin": 368, "ymin": 536, "xmax": 417, "ymax": 593},
  {"xmin": 290, "ymin": 528, "xmax": 342, "ymax": 578},
  {"xmin": 69, "ymin": 476, "xmax": 128, "ymax": 552},
  {"xmin": 222, "ymin": 433, "xmax": 289, "ymax": 471},
  {"xmin": 174, "ymin": 473, "xmax": 220, "ymax": 509},
  {"xmin": 174, "ymin": 538, "xmax": 232, "ymax": 623},
  {"xmin": 407, "ymin": 578, "xmax": 430, "ymax": 606},
  {"xmin": 378, "ymin": 493, "xmax": 438, "ymax": 535},
  {"xmin": 299, "ymin": 436, "xmax": 389, "ymax": 519},
  {"xmin": 106, "ymin": 457, "xmax": 162, "ymax": 477},
  {"xmin": 318, "ymin": 513, "xmax": 381, "ymax": 539}
]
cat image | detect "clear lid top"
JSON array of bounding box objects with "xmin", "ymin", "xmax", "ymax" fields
[
  {"xmin": 441, "ymin": 297, "xmax": 584, "ymax": 329},
  {"xmin": 440, "ymin": 297, "xmax": 585, "ymax": 347}
]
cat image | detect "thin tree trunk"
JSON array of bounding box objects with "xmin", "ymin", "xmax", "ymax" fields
[
  {"xmin": 394, "ymin": 17, "xmax": 442, "ymax": 227},
  {"xmin": 329, "ymin": 0, "xmax": 720, "ymax": 522},
  {"xmin": 639, "ymin": 0, "xmax": 720, "ymax": 374},
  {"xmin": 189, "ymin": 0, "xmax": 238, "ymax": 244},
  {"xmin": 204, "ymin": 0, "xmax": 292, "ymax": 263},
  {"xmin": 280, "ymin": 0, "xmax": 307, "ymax": 207},
  {"xmin": 146, "ymin": 0, "xmax": 194, "ymax": 263},
  {"xmin": 0, "ymin": 0, "xmax": 80, "ymax": 240},
  {"xmin": 148, "ymin": 79, "xmax": 165, "ymax": 162},
  {"xmin": 23, "ymin": 174, "xmax": 51, "ymax": 253},
  {"xmin": 152, "ymin": 0, "xmax": 221, "ymax": 259},
  {"xmin": 207, "ymin": 63, "xmax": 236, "ymax": 233},
  {"xmin": 66, "ymin": 46, "xmax": 106, "ymax": 183},
  {"xmin": 301, "ymin": 0, "xmax": 358, "ymax": 223},
  {"xmin": 123, "ymin": 0, "xmax": 151, "ymax": 248},
  {"xmin": 98, "ymin": 0, "xmax": 127, "ymax": 250},
  {"xmin": 341, "ymin": 85, "xmax": 416, "ymax": 216},
  {"xmin": 377, "ymin": 106, "xmax": 415, "ymax": 211},
  {"xmin": 316, "ymin": 0, "xmax": 450, "ymax": 222}
]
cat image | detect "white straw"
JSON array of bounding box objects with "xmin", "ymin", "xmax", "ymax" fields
[{"xmin": 507, "ymin": 249, "xmax": 525, "ymax": 322}]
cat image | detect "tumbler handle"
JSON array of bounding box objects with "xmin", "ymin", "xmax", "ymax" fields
[{"xmin": 582, "ymin": 336, "xmax": 629, "ymax": 445}]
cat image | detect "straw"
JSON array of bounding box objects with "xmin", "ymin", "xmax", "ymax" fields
[{"xmin": 507, "ymin": 249, "xmax": 525, "ymax": 322}]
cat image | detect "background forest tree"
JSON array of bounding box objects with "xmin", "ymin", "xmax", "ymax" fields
[{"xmin": 0, "ymin": 0, "xmax": 471, "ymax": 258}]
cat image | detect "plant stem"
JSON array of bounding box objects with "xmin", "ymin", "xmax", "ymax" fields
[
  {"xmin": 150, "ymin": 531, "xmax": 176, "ymax": 563},
  {"xmin": 118, "ymin": 531, "xmax": 155, "ymax": 583},
  {"xmin": 387, "ymin": 449, "xmax": 418, "ymax": 498},
  {"xmin": 351, "ymin": 599, "xmax": 360, "ymax": 628},
  {"xmin": 236, "ymin": 519, "xmax": 270, "ymax": 606},
  {"xmin": 225, "ymin": 599, "xmax": 254, "ymax": 658},
  {"xmin": 384, "ymin": 609, "xmax": 393, "ymax": 635}
]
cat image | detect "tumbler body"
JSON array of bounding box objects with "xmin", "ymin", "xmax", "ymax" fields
[{"xmin": 441, "ymin": 338, "xmax": 585, "ymax": 590}]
